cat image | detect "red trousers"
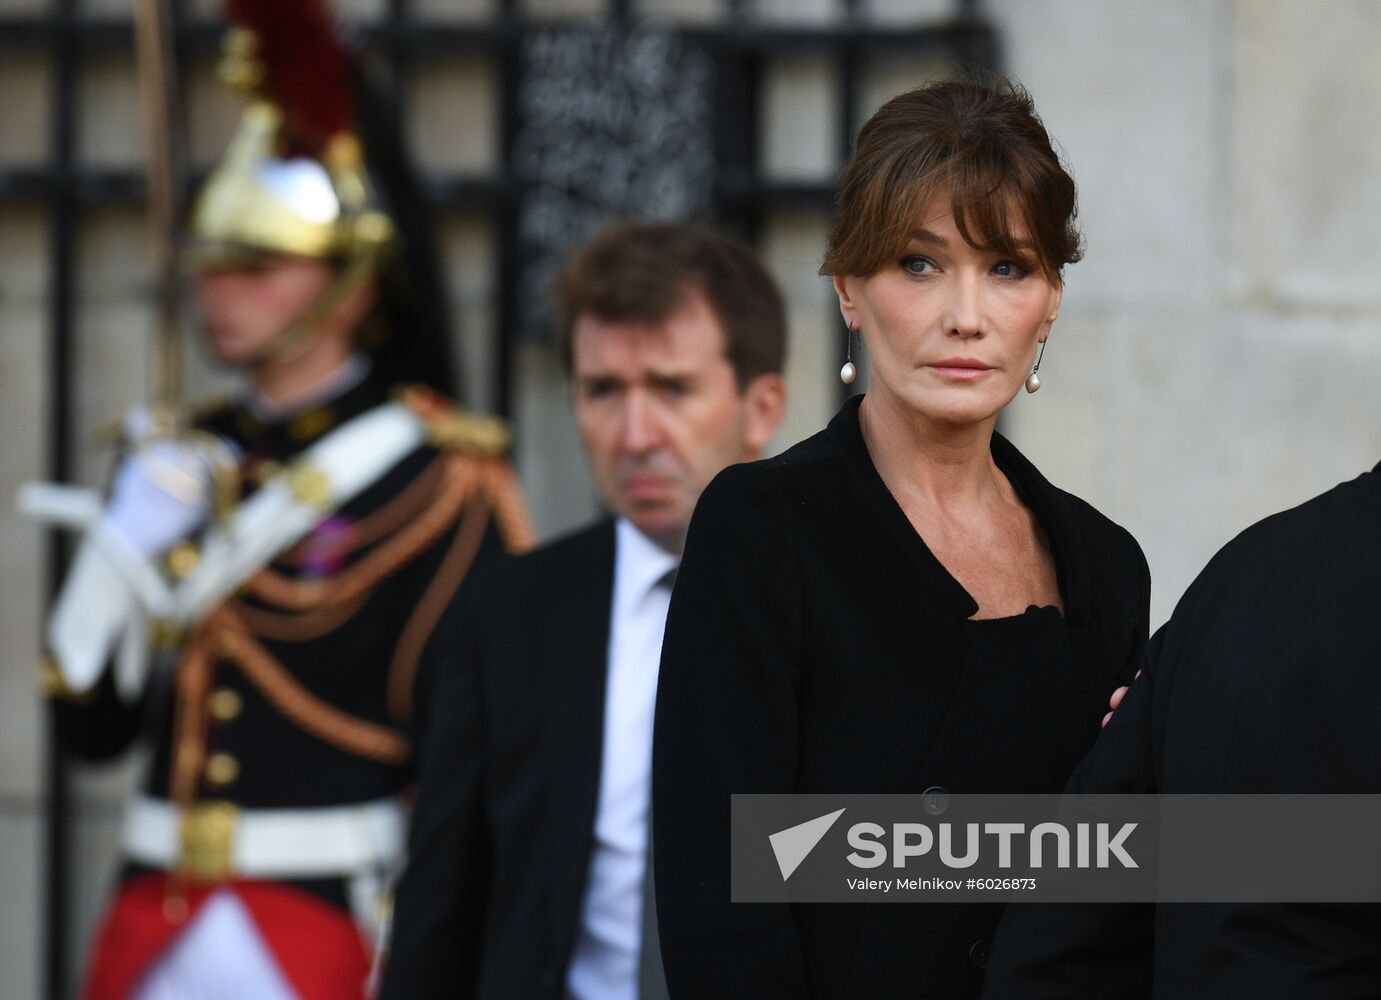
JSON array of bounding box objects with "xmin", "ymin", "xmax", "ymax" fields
[{"xmin": 82, "ymin": 873, "xmax": 372, "ymax": 1000}]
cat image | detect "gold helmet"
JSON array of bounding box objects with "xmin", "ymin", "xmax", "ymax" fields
[
  {"xmin": 190, "ymin": 0, "xmax": 459, "ymax": 393},
  {"xmin": 193, "ymin": 25, "xmax": 393, "ymax": 268},
  {"xmin": 191, "ymin": 4, "xmax": 395, "ymax": 357},
  {"xmin": 194, "ymin": 97, "xmax": 393, "ymax": 265}
]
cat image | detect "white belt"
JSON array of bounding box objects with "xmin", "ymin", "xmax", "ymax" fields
[{"xmin": 122, "ymin": 795, "xmax": 405, "ymax": 880}]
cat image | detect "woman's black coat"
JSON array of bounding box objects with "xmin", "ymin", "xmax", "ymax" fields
[{"xmin": 651, "ymin": 395, "xmax": 1150, "ymax": 998}]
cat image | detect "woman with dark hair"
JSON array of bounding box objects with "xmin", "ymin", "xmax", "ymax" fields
[{"xmin": 652, "ymin": 76, "xmax": 1150, "ymax": 998}]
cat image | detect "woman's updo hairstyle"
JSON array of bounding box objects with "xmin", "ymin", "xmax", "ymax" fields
[{"xmin": 822, "ymin": 74, "xmax": 1083, "ymax": 282}]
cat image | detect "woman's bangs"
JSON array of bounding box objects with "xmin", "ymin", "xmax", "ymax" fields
[{"xmin": 947, "ymin": 152, "xmax": 1048, "ymax": 275}]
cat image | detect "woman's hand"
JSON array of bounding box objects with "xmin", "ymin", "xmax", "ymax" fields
[{"xmin": 1101, "ymin": 671, "xmax": 1141, "ymax": 728}]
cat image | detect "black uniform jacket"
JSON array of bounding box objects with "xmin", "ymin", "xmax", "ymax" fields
[
  {"xmin": 381, "ymin": 522, "xmax": 620, "ymax": 1000},
  {"xmin": 982, "ymin": 460, "xmax": 1381, "ymax": 1000},
  {"xmin": 652, "ymin": 395, "xmax": 1151, "ymax": 999},
  {"xmin": 54, "ymin": 375, "xmax": 515, "ymax": 911}
]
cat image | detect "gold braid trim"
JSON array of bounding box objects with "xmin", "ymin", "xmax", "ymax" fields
[
  {"xmin": 162, "ymin": 453, "xmax": 528, "ymax": 791},
  {"xmin": 230, "ymin": 591, "xmax": 370, "ymax": 643},
  {"xmin": 211, "ymin": 607, "xmax": 411, "ymax": 764},
  {"xmin": 237, "ymin": 456, "xmax": 473, "ymax": 640},
  {"xmin": 286, "ymin": 453, "xmax": 445, "ymax": 562},
  {"xmin": 170, "ymin": 629, "xmax": 215, "ymax": 807},
  {"xmin": 246, "ymin": 455, "xmax": 477, "ymax": 611},
  {"xmin": 378, "ymin": 459, "xmax": 533, "ymax": 723},
  {"xmin": 483, "ymin": 460, "xmax": 537, "ymax": 554},
  {"xmin": 385, "ymin": 493, "xmax": 493, "ymax": 724}
]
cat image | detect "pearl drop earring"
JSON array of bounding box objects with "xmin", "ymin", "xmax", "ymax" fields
[
  {"xmin": 1025, "ymin": 339, "xmax": 1046, "ymax": 394},
  {"xmin": 840, "ymin": 324, "xmax": 858, "ymax": 385}
]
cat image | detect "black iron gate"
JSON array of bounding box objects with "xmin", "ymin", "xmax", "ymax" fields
[{"xmin": 0, "ymin": 2, "xmax": 995, "ymax": 995}]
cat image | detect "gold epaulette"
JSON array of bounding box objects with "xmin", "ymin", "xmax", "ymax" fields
[{"xmin": 395, "ymin": 385, "xmax": 512, "ymax": 456}]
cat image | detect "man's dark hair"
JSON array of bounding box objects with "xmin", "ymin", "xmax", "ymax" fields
[{"xmin": 554, "ymin": 222, "xmax": 788, "ymax": 388}]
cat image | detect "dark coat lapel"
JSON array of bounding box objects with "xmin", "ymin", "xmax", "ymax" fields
[
  {"xmin": 824, "ymin": 397, "xmax": 1100, "ymax": 788},
  {"xmin": 540, "ymin": 520, "xmax": 617, "ymax": 974},
  {"xmin": 826, "ymin": 398, "xmax": 976, "ymax": 786},
  {"xmin": 989, "ymin": 431, "xmax": 1095, "ymax": 626}
]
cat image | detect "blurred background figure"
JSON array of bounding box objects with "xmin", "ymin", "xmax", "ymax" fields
[
  {"xmin": 20, "ymin": 1, "xmax": 532, "ymax": 997},
  {"xmin": 379, "ymin": 221, "xmax": 786, "ymax": 1000},
  {"xmin": 3, "ymin": 1, "xmax": 1381, "ymax": 998}
]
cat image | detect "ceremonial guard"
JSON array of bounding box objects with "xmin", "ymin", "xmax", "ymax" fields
[{"xmin": 19, "ymin": 2, "xmax": 533, "ymax": 997}]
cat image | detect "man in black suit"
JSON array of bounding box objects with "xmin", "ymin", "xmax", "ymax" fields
[
  {"xmin": 379, "ymin": 222, "xmax": 788, "ymax": 1000},
  {"xmin": 982, "ymin": 460, "xmax": 1381, "ymax": 998}
]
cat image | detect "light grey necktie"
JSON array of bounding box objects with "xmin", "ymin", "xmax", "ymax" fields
[
  {"xmin": 638, "ymin": 566, "xmax": 676, "ymax": 1000},
  {"xmin": 637, "ymin": 836, "xmax": 668, "ymax": 1000}
]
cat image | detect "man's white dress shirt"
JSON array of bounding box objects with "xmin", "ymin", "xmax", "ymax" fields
[{"xmin": 565, "ymin": 518, "xmax": 678, "ymax": 1000}]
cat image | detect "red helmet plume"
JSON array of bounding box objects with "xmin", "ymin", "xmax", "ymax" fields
[{"xmin": 223, "ymin": 0, "xmax": 353, "ymax": 155}]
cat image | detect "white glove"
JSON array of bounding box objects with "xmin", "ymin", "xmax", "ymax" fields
[
  {"xmin": 42, "ymin": 416, "xmax": 238, "ymax": 697},
  {"xmin": 101, "ymin": 428, "xmax": 239, "ymax": 558}
]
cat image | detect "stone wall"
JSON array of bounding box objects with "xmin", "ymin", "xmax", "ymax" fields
[
  {"xmin": 991, "ymin": 0, "xmax": 1381, "ymax": 623},
  {"xmin": 3, "ymin": 0, "xmax": 1378, "ymax": 994}
]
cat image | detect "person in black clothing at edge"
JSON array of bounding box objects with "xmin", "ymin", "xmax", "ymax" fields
[
  {"xmin": 651, "ymin": 75, "xmax": 1151, "ymax": 999},
  {"xmin": 378, "ymin": 222, "xmax": 789, "ymax": 1000},
  {"xmin": 25, "ymin": 2, "xmax": 533, "ymax": 997},
  {"xmin": 982, "ymin": 460, "xmax": 1381, "ymax": 999}
]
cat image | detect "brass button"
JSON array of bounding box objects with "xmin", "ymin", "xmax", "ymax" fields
[
  {"xmin": 151, "ymin": 620, "xmax": 184, "ymax": 649},
  {"xmin": 289, "ymin": 464, "xmax": 331, "ymax": 508},
  {"xmin": 208, "ymin": 688, "xmax": 243, "ymax": 723},
  {"xmin": 205, "ymin": 753, "xmax": 240, "ymax": 787},
  {"xmin": 166, "ymin": 541, "xmax": 200, "ymax": 579}
]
